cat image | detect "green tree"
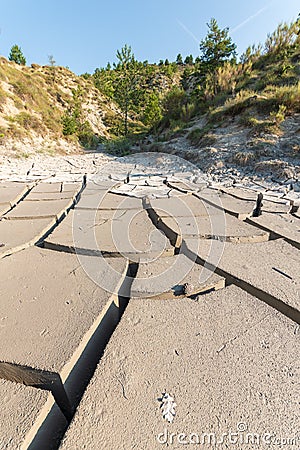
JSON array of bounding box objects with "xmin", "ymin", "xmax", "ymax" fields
[
  {"xmin": 62, "ymin": 86, "xmax": 97, "ymax": 148},
  {"xmin": 62, "ymin": 87, "xmax": 83, "ymax": 136},
  {"xmin": 9, "ymin": 45, "xmax": 26, "ymax": 65},
  {"xmin": 181, "ymin": 65, "xmax": 194, "ymax": 90},
  {"xmin": 93, "ymin": 66, "xmax": 116, "ymax": 98},
  {"xmin": 162, "ymin": 86, "xmax": 186, "ymax": 121},
  {"xmin": 176, "ymin": 53, "xmax": 183, "ymax": 65},
  {"xmin": 199, "ymin": 18, "xmax": 236, "ymax": 70},
  {"xmin": 184, "ymin": 54, "xmax": 194, "ymax": 65},
  {"xmin": 198, "ymin": 19, "xmax": 237, "ymax": 97},
  {"xmin": 143, "ymin": 92, "xmax": 162, "ymax": 127},
  {"xmin": 114, "ymin": 44, "xmax": 140, "ymax": 135}
]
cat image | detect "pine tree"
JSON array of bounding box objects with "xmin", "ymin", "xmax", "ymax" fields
[
  {"xmin": 199, "ymin": 18, "xmax": 236, "ymax": 70},
  {"xmin": 9, "ymin": 45, "xmax": 26, "ymax": 65},
  {"xmin": 114, "ymin": 44, "xmax": 140, "ymax": 135},
  {"xmin": 184, "ymin": 55, "xmax": 194, "ymax": 65},
  {"xmin": 198, "ymin": 19, "xmax": 237, "ymax": 97},
  {"xmin": 176, "ymin": 53, "xmax": 183, "ymax": 65}
]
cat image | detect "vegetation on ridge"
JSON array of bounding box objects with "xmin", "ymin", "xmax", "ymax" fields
[{"xmin": 0, "ymin": 15, "xmax": 299, "ymax": 159}]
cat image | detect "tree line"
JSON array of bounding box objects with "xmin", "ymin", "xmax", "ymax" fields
[
  {"xmin": 5, "ymin": 14, "xmax": 300, "ymax": 140},
  {"xmin": 100, "ymin": 16, "xmax": 300, "ymax": 136}
]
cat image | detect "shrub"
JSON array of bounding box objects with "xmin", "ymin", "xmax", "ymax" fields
[
  {"xmin": 247, "ymin": 117, "xmax": 279, "ymax": 135},
  {"xmin": 270, "ymin": 104, "xmax": 286, "ymax": 125},
  {"xmin": 11, "ymin": 80, "xmax": 38, "ymax": 102},
  {"xmin": 180, "ymin": 102, "xmax": 196, "ymax": 122},
  {"xmin": 215, "ymin": 61, "xmax": 242, "ymax": 94},
  {"xmin": 143, "ymin": 93, "xmax": 162, "ymax": 127},
  {"xmin": 211, "ymin": 89, "xmax": 256, "ymax": 120},
  {"xmin": 187, "ymin": 128, "xmax": 203, "ymax": 145},
  {"xmin": 254, "ymin": 83, "xmax": 300, "ymax": 114},
  {"xmin": 271, "ymin": 82, "xmax": 300, "ymax": 113},
  {"xmin": 62, "ymin": 114, "xmax": 78, "ymax": 135},
  {"xmin": 77, "ymin": 121, "xmax": 99, "ymax": 149},
  {"xmin": 10, "ymin": 112, "xmax": 45, "ymax": 133},
  {"xmin": 104, "ymin": 137, "xmax": 132, "ymax": 156},
  {"xmin": 265, "ymin": 21, "xmax": 298, "ymax": 55},
  {"xmin": 162, "ymin": 87, "xmax": 187, "ymax": 121},
  {"xmin": 103, "ymin": 110, "xmax": 124, "ymax": 136}
]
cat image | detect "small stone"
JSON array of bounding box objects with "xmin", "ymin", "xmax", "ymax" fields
[{"xmin": 182, "ymin": 283, "xmax": 194, "ymax": 296}]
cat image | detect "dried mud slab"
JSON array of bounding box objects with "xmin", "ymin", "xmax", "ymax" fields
[
  {"xmin": 45, "ymin": 208, "xmax": 173, "ymax": 260},
  {"xmin": 220, "ymin": 186, "xmax": 259, "ymax": 201},
  {"xmin": 0, "ymin": 203, "xmax": 11, "ymax": 215},
  {"xmin": 4, "ymin": 198, "xmax": 74, "ymax": 220},
  {"xmin": 149, "ymin": 194, "xmax": 221, "ymax": 218},
  {"xmin": 247, "ymin": 213, "xmax": 300, "ymax": 248},
  {"xmin": 197, "ymin": 190, "xmax": 290, "ymax": 219},
  {"xmin": 25, "ymin": 192, "xmax": 76, "ymax": 201},
  {"xmin": 164, "ymin": 178, "xmax": 206, "ymax": 193},
  {"xmin": 0, "ymin": 380, "xmax": 48, "ymax": 449},
  {"xmin": 0, "ymin": 246, "xmax": 128, "ymax": 443},
  {"xmin": 0, "ymin": 182, "xmax": 31, "ymax": 205},
  {"xmin": 0, "ymin": 217, "xmax": 56, "ymax": 258},
  {"xmin": 131, "ymin": 253, "xmax": 225, "ymax": 299},
  {"xmin": 31, "ymin": 183, "xmax": 65, "ymax": 193},
  {"xmin": 156, "ymin": 212, "xmax": 269, "ymax": 244},
  {"xmin": 76, "ymin": 191, "xmax": 142, "ymax": 211},
  {"xmin": 220, "ymin": 187, "xmax": 291, "ymax": 205},
  {"xmin": 187, "ymin": 238, "xmax": 300, "ymax": 313},
  {"xmin": 60, "ymin": 285, "xmax": 299, "ymax": 450},
  {"xmin": 0, "ymin": 247, "xmax": 127, "ymax": 373},
  {"xmin": 61, "ymin": 182, "xmax": 82, "ymax": 193},
  {"xmin": 84, "ymin": 181, "xmax": 116, "ymax": 191}
]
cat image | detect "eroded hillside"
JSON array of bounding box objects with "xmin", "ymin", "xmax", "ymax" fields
[{"xmin": 0, "ymin": 57, "xmax": 121, "ymax": 156}]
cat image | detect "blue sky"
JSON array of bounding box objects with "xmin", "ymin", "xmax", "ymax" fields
[{"xmin": 0, "ymin": 0, "xmax": 299, "ymax": 74}]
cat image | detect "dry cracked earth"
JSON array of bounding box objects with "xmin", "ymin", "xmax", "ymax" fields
[{"xmin": 0, "ymin": 153, "xmax": 299, "ymax": 449}]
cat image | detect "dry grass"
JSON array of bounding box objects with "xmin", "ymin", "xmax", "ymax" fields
[{"xmin": 230, "ymin": 151, "xmax": 257, "ymax": 166}]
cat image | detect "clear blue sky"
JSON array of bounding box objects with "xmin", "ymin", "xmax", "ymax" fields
[{"xmin": 1, "ymin": 0, "xmax": 299, "ymax": 74}]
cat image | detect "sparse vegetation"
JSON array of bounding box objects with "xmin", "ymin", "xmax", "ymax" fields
[
  {"xmin": 61, "ymin": 86, "xmax": 100, "ymax": 148},
  {"xmin": 0, "ymin": 57, "xmax": 120, "ymax": 151},
  {"xmin": 104, "ymin": 136, "xmax": 132, "ymax": 156},
  {"xmin": 14, "ymin": 112, "xmax": 45, "ymax": 132},
  {"xmin": 0, "ymin": 16, "xmax": 299, "ymax": 160}
]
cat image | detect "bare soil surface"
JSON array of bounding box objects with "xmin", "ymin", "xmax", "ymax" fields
[{"xmin": 0, "ymin": 154, "xmax": 299, "ymax": 449}]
